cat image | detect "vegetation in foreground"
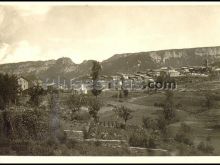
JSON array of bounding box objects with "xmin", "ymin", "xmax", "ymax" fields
[{"xmin": 0, "ymin": 71, "xmax": 219, "ymax": 156}]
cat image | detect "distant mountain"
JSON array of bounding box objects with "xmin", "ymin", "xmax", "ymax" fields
[
  {"xmin": 1, "ymin": 46, "xmax": 220, "ymax": 84},
  {"xmin": 102, "ymin": 46, "xmax": 220, "ymax": 74}
]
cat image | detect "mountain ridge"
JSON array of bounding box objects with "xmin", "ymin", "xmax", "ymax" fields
[{"xmin": 1, "ymin": 46, "xmax": 220, "ymax": 83}]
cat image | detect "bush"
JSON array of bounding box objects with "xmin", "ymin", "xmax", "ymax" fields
[
  {"xmin": 113, "ymin": 105, "xmax": 133, "ymax": 129},
  {"xmin": 87, "ymin": 97, "xmax": 102, "ymax": 123},
  {"xmin": 56, "ymin": 130, "xmax": 67, "ymax": 144},
  {"xmin": 174, "ymin": 133, "xmax": 193, "ymax": 146},
  {"xmin": 154, "ymin": 102, "xmax": 164, "ymax": 107},
  {"xmin": 0, "ymin": 108, "xmax": 49, "ymax": 140},
  {"xmin": 142, "ymin": 117, "xmax": 158, "ymax": 130},
  {"xmin": 197, "ymin": 141, "xmax": 214, "ymax": 154},
  {"xmin": 148, "ymin": 136, "xmax": 157, "ymax": 148},
  {"xmin": 66, "ymin": 139, "xmax": 77, "ymax": 149},
  {"xmin": 66, "ymin": 93, "xmax": 85, "ymax": 120},
  {"xmin": 175, "ymin": 143, "xmax": 198, "ymax": 156},
  {"xmin": 176, "ymin": 103, "xmax": 183, "ymax": 109},
  {"xmin": 28, "ymin": 85, "xmax": 45, "ymax": 106},
  {"xmin": 174, "ymin": 123, "xmax": 194, "ymax": 146},
  {"xmin": 75, "ymin": 112, "xmax": 90, "ymax": 121},
  {"xmin": 94, "ymin": 140, "xmax": 102, "ymax": 147},
  {"xmin": 157, "ymin": 115, "xmax": 168, "ymax": 134},
  {"xmin": 123, "ymin": 90, "xmax": 129, "ymax": 97},
  {"xmin": 163, "ymin": 91, "xmax": 175, "ymax": 121},
  {"xmin": 128, "ymin": 131, "xmax": 157, "ymax": 148},
  {"xmin": 128, "ymin": 131, "xmax": 148, "ymax": 148},
  {"xmin": 82, "ymin": 127, "xmax": 90, "ymax": 139}
]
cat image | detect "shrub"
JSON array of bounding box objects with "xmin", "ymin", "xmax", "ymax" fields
[
  {"xmin": 148, "ymin": 136, "xmax": 157, "ymax": 148},
  {"xmin": 87, "ymin": 97, "xmax": 102, "ymax": 123},
  {"xmin": 113, "ymin": 105, "xmax": 133, "ymax": 129},
  {"xmin": 174, "ymin": 133, "xmax": 193, "ymax": 146},
  {"xmin": 66, "ymin": 139, "xmax": 77, "ymax": 149},
  {"xmin": 142, "ymin": 117, "xmax": 158, "ymax": 130},
  {"xmin": 75, "ymin": 112, "xmax": 90, "ymax": 121},
  {"xmin": 176, "ymin": 103, "xmax": 183, "ymax": 109},
  {"xmin": 123, "ymin": 90, "xmax": 129, "ymax": 97},
  {"xmin": 94, "ymin": 140, "xmax": 102, "ymax": 147},
  {"xmin": 28, "ymin": 85, "xmax": 45, "ymax": 106},
  {"xmin": 157, "ymin": 115, "xmax": 168, "ymax": 134},
  {"xmin": 204, "ymin": 93, "xmax": 214, "ymax": 110},
  {"xmin": 56, "ymin": 130, "xmax": 67, "ymax": 144},
  {"xmin": 128, "ymin": 131, "xmax": 148, "ymax": 148},
  {"xmin": 82, "ymin": 127, "xmax": 90, "ymax": 139},
  {"xmin": 163, "ymin": 91, "xmax": 175, "ymax": 122},
  {"xmin": 176, "ymin": 143, "xmax": 198, "ymax": 156},
  {"xmin": 66, "ymin": 93, "xmax": 84, "ymax": 120},
  {"xmin": 128, "ymin": 131, "xmax": 157, "ymax": 148},
  {"xmin": 174, "ymin": 123, "xmax": 194, "ymax": 146},
  {"xmin": 197, "ymin": 141, "xmax": 214, "ymax": 154},
  {"xmin": 154, "ymin": 102, "xmax": 164, "ymax": 107}
]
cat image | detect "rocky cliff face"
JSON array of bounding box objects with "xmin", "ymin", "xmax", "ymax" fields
[
  {"xmin": 1, "ymin": 46, "xmax": 220, "ymax": 82},
  {"xmin": 102, "ymin": 46, "xmax": 220, "ymax": 74}
]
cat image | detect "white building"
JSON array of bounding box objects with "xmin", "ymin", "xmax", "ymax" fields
[
  {"xmin": 168, "ymin": 69, "xmax": 181, "ymax": 77},
  {"xmin": 17, "ymin": 77, "xmax": 29, "ymax": 91},
  {"xmin": 80, "ymin": 84, "xmax": 88, "ymax": 94}
]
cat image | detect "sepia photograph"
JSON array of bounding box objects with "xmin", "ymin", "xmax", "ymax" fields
[{"xmin": 0, "ymin": 1, "xmax": 220, "ymax": 163}]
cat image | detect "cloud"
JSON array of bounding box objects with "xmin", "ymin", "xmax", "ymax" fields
[
  {"xmin": 0, "ymin": 43, "xmax": 10, "ymax": 62},
  {"xmin": 1, "ymin": 5, "xmax": 220, "ymax": 64},
  {"xmin": 0, "ymin": 40, "xmax": 42, "ymax": 64},
  {"xmin": 0, "ymin": 6, "xmax": 26, "ymax": 44}
]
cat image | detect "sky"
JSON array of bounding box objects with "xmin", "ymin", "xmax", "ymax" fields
[{"xmin": 1, "ymin": 2, "xmax": 220, "ymax": 64}]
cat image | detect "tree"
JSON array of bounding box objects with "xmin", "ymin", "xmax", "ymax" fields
[
  {"xmin": 28, "ymin": 85, "xmax": 45, "ymax": 106},
  {"xmin": 0, "ymin": 74, "xmax": 20, "ymax": 139},
  {"xmin": 197, "ymin": 137, "xmax": 214, "ymax": 154},
  {"xmin": 0, "ymin": 108, "xmax": 49, "ymax": 141},
  {"xmin": 90, "ymin": 60, "xmax": 102, "ymax": 98},
  {"xmin": 120, "ymin": 76, "xmax": 129, "ymax": 98},
  {"xmin": 174, "ymin": 123, "xmax": 194, "ymax": 146},
  {"xmin": 142, "ymin": 117, "xmax": 158, "ymax": 130},
  {"xmin": 87, "ymin": 97, "xmax": 102, "ymax": 123},
  {"xmin": 0, "ymin": 73, "xmax": 20, "ymax": 110},
  {"xmin": 67, "ymin": 93, "xmax": 85, "ymax": 120},
  {"xmin": 163, "ymin": 90, "xmax": 175, "ymax": 121},
  {"xmin": 204, "ymin": 93, "xmax": 214, "ymax": 110},
  {"xmin": 123, "ymin": 89, "xmax": 129, "ymax": 98},
  {"xmin": 113, "ymin": 105, "xmax": 133, "ymax": 129}
]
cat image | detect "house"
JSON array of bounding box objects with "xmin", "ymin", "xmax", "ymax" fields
[
  {"xmin": 98, "ymin": 80, "xmax": 110, "ymax": 91},
  {"xmin": 181, "ymin": 67, "xmax": 190, "ymax": 74},
  {"xmin": 17, "ymin": 77, "xmax": 29, "ymax": 91},
  {"xmin": 32, "ymin": 79, "xmax": 43, "ymax": 87},
  {"xmin": 160, "ymin": 67, "xmax": 169, "ymax": 71},
  {"xmin": 147, "ymin": 69, "xmax": 161, "ymax": 77},
  {"xmin": 45, "ymin": 82, "xmax": 57, "ymax": 90},
  {"xmin": 168, "ymin": 69, "xmax": 181, "ymax": 77},
  {"xmin": 112, "ymin": 75, "xmax": 121, "ymax": 81},
  {"xmin": 80, "ymin": 84, "xmax": 88, "ymax": 94}
]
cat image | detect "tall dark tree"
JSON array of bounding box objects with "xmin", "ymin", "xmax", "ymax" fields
[
  {"xmin": 0, "ymin": 73, "xmax": 20, "ymax": 139},
  {"xmin": 90, "ymin": 60, "xmax": 102, "ymax": 98},
  {"xmin": 204, "ymin": 92, "xmax": 214, "ymax": 110},
  {"xmin": 163, "ymin": 90, "xmax": 175, "ymax": 121},
  {"xmin": 0, "ymin": 73, "xmax": 20, "ymax": 110},
  {"xmin": 87, "ymin": 97, "xmax": 102, "ymax": 123},
  {"xmin": 28, "ymin": 84, "xmax": 45, "ymax": 106}
]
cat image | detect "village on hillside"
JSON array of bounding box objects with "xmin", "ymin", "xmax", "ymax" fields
[{"xmin": 17, "ymin": 60, "xmax": 220, "ymax": 94}]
